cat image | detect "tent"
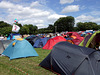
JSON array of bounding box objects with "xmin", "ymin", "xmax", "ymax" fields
[
  {"xmin": 26, "ymin": 35, "xmax": 41, "ymax": 46},
  {"xmin": 40, "ymin": 41, "xmax": 100, "ymax": 75},
  {"xmin": 2, "ymin": 38, "xmax": 38, "ymax": 60},
  {"xmin": 7, "ymin": 33, "xmax": 21, "ymax": 40},
  {"xmin": 79, "ymin": 31, "xmax": 100, "ymax": 50},
  {"xmin": 42, "ymin": 36, "xmax": 66, "ymax": 50},
  {"xmin": 66, "ymin": 40, "xmax": 74, "ymax": 44},
  {"xmin": 2, "ymin": 40, "xmax": 14, "ymax": 49},
  {"xmin": 0, "ymin": 40, "xmax": 14, "ymax": 54},
  {"xmin": 66, "ymin": 32, "xmax": 81, "ymax": 37},
  {"xmin": 33, "ymin": 37, "xmax": 50, "ymax": 48},
  {"xmin": 66, "ymin": 32, "xmax": 84, "ymax": 45},
  {"xmin": 0, "ymin": 41, "xmax": 4, "ymax": 54}
]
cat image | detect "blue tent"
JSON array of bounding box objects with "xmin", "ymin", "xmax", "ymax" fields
[
  {"xmin": 7, "ymin": 33, "xmax": 21, "ymax": 40},
  {"xmin": 33, "ymin": 37, "xmax": 50, "ymax": 48},
  {"xmin": 26, "ymin": 35, "xmax": 41, "ymax": 46},
  {"xmin": 2, "ymin": 39, "xmax": 38, "ymax": 60},
  {"xmin": 7, "ymin": 33, "xmax": 15, "ymax": 40}
]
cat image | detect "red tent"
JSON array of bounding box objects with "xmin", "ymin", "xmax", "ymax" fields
[
  {"xmin": 66, "ymin": 32, "xmax": 81, "ymax": 37},
  {"xmin": 66, "ymin": 32, "xmax": 84, "ymax": 45},
  {"xmin": 42, "ymin": 36, "xmax": 66, "ymax": 50},
  {"xmin": 72, "ymin": 37, "xmax": 84, "ymax": 45}
]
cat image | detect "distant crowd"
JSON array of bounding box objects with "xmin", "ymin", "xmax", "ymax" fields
[{"xmin": 0, "ymin": 35, "xmax": 7, "ymax": 40}]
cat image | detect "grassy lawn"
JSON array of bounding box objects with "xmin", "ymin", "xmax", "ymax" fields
[{"xmin": 0, "ymin": 48, "xmax": 56, "ymax": 75}]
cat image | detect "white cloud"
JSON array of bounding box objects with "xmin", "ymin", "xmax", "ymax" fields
[
  {"xmin": 38, "ymin": 0, "xmax": 48, "ymax": 5},
  {"xmin": 36, "ymin": 24, "xmax": 46, "ymax": 27},
  {"xmin": 75, "ymin": 15, "xmax": 100, "ymax": 26},
  {"xmin": 19, "ymin": 19, "xmax": 44, "ymax": 24},
  {"xmin": 76, "ymin": 15, "xmax": 94, "ymax": 22},
  {"xmin": 75, "ymin": 0, "xmax": 80, "ymax": 1},
  {"xmin": 4, "ymin": 0, "xmax": 22, "ymax": 3},
  {"xmin": 61, "ymin": 5, "xmax": 79, "ymax": 13},
  {"xmin": 90, "ymin": 11, "xmax": 100, "ymax": 16},
  {"xmin": 36, "ymin": 24, "xmax": 48, "ymax": 29},
  {"xmin": 0, "ymin": 1, "xmax": 66, "ymax": 29},
  {"xmin": 48, "ymin": 14, "xmax": 66, "ymax": 23},
  {"xmin": 33, "ymin": 11, "xmax": 50, "ymax": 17},
  {"xmin": 0, "ymin": 1, "xmax": 14, "ymax": 9},
  {"xmin": 0, "ymin": 17, "xmax": 3, "ymax": 21},
  {"xmin": 91, "ymin": 18, "xmax": 100, "ymax": 24},
  {"xmin": 30, "ymin": 1, "xmax": 42, "ymax": 7},
  {"xmin": 60, "ymin": 0, "xmax": 74, "ymax": 4}
]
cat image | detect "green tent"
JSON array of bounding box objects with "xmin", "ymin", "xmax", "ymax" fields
[{"xmin": 79, "ymin": 31, "xmax": 100, "ymax": 49}]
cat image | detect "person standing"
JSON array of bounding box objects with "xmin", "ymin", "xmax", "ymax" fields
[
  {"xmin": 0, "ymin": 35, "xmax": 4, "ymax": 40},
  {"xmin": 10, "ymin": 33, "xmax": 13, "ymax": 40}
]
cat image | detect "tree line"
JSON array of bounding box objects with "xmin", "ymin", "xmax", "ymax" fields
[{"xmin": 0, "ymin": 16, "xmax": 100, "ymax": 36}]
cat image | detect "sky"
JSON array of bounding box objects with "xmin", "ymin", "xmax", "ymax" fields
[{"xmin": 0, "ymin": 0, "xmax": 100, "ymax": 29}]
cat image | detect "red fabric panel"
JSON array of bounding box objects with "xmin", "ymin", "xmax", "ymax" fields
[{"xmin": 42, "ymin": 36, "xmax": 66, "ymax": 50}]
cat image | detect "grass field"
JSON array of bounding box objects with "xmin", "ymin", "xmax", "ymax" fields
[{"xmin": 0, "ymin": 48, "xmax": 56, "ymax": 75}]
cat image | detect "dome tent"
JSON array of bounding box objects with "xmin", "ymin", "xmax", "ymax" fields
[
  {"xmin": 39, "ymin": 41, "xmax": 100, "ymax": 75},
  {"xmin": 33, "ymin": 37, "xmax": 50, "ymax": 48},
  {"xmin": 0, "ymin": 40, "xmax": 14, "ymax": 54},
  {"xmin": 79, "ymin": 31, "xmax": 100, "ymax": 50},
  {"xmin": 2, "ymin": 38, "xmax": 38, "ymax": 60},
  {"xmin": 42, "ymin": 36, "xmax": 66, "ymax": 50},
  {"xmin": 26, "ymin": 35, "xmax": 41, "ymax": 46},
  {"xmin": 0, "ymin": 41, "xmax": 4, "ymax": 54}
]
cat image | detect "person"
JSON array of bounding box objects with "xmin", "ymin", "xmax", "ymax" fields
[
  {"xmin": 21, "ymin": 35, "xmax": 24, "ymax": 38},
  {"xmin": 0, "ymin": 35, "xmax": 4, "ymax": 40},
  {"xmin": 64, "ymin": 35, "xmax": 68, "ymax": 38},
  {"xmin": 49, "ymin": 35, "xmax": 52, "ymax": 38},
  {"xmin": 10, "ymin": 33, "xmax": 13, "ymax": 40},
  {"xmin": 95, "ymin": 43, "xmax": 100, "ymax": 50},
  {"xmin": 3, "ymin": 35, "xmax": 7, "ymax": 40}
]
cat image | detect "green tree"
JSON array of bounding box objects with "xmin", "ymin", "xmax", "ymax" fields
[
  {"xmin": 27, "ymin": 24, "xmax": 38, "ymax": 34},
  {"xmin": 77, "ymin": 22, "xmax": 86, "ymax": 31},
  {"xmin": 15, "ymin": 23, "xmax": 22, "ymax": 27},
  {"xmin": 38, "ymin": 28, "xmax": 53, "ymax": 33},
  {"xmin": 54, "ymin": 16, "xmax": 75, "ymax": 32},
  {"xmin": 0, "ymin": 27, "xmax": 12, "ymax": 35},
  {"xmin": 77, "ymin": 22, "xmax": 99, "ymax": 31},
  {"xmin": 27, "ymin": 24, "xmax": 34, "ymax": 34},
  {"xmin": 73, "ymin": 27, "xmax": 79, "ymax": 31},
  {"xmin": 19, "ymin": 24, "xmax": 38, "ymax": 35},
  {"xmin": 0, "ymin": 21, "xmax": 12, "ymax": 35},
  {"xmin": 0, "ymin": 21, "xmax": 11, "ymax": 28},
  {"xmin": 19, "ymin": 25, "xmax": 29, "ymax": 35},
  {"xmin": 47, "ymin": 24, "xmax": 55, "ymax": 33},
  {"xmin": 97, "ymin": 25, "xmax": 100, "ymax": 30},
  {"xmin": 33, "ymin": 26, "xmax": 38, "ymax": 33}
]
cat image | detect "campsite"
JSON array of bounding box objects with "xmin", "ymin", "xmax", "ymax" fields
[
  {"xmin": 0, "ymin": 0, "xmax": 100, "ymax": 74},
  {"xmin": 0, "ymin": 21, "xmax": 100, "ymax": 75},
  {"xmin": 0, "ymin": 20, "xmax": 100, "ymax": 75},
  {"xmin": 0, "ymin": 48, "xmax": 56, "ymax": 75},
  {"xmin": 1, "ymin": 30, "xmax": 100, "ymax": 75}
]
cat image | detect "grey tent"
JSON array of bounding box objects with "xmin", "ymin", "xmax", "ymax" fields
[
  {"xmin": 39, "ymin": 41, "xmax": 100, "ymax": 75},
  {"xmin": 26, "ymin": 35, "xmax": 41, "ymax": 46},
  {"xmin": 2, "ymin": 40, "xmax": 14, "ymax": 49},
  {"xmin": 0, "ymin": 41, "xmax": 5, "ymax": 54},
  {"xmin": 0, "ymin": 40, "xmax": 14, "ymax": 54}
]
